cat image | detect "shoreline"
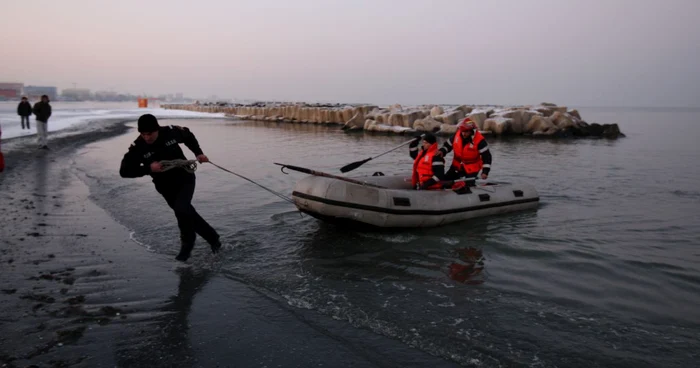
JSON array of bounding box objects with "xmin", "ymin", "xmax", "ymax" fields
[
  {"xmin": 0, "ymin": 118, "xmax": 463, "ymax": 368},
  {"xmin": 163, "ymin": 101, "xmax": 625, "ymax": 139},
  {"xmin": 0, "ymin": 123, "xmax": 177, "ymax": 367}
]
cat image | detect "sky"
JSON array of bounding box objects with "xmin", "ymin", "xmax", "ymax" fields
[{"xmin": 1, "ymin": 0, "xmax": 699, "ymax": 107}]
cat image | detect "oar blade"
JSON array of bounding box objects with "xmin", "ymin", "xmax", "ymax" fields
[{"xmin": 340, "ymin": 158, "xmax": 371, "ymax": 173}]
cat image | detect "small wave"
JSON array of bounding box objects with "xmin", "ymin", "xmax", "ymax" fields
[
  {"xmin": 359, "ymin": 233, "xmax": 418, "ymax": 244},
  {"xmin": 428, "ymin": 290, "xmax": 449, "ymax": 299},
  {"xmin": 562, "ymin": 248, "xmax": 605, "ymax": 261},
  {"xmin": 283, "ymin": 295, "xmax": 315, "ymax": 309},
  {"xmin": 622, "ymin": 259, "xmax": 687, "ymax": 272},
  {"xmin": 671, "ymin": 190, "xmax": 700, "ymax": 199},
  {"xmin": 129, "ymin": 232, "xmax": 155, "ymax": 252},
  {"xmin": 440, "ymin": 237, "xmax": 460, "ymax": 245},
  {"xmin": 492, "ymin": 244, "xmax": 560, "ymax": 261}
]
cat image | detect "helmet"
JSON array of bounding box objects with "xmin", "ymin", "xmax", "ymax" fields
[{"xmin": 457, "ymin": 118, "xmax": 476, "ymax": 132}]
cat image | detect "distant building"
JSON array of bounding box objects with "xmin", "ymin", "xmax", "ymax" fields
[
  {"xmin": 61, "ymin": 88, "xmax": 92, "ymax": 101},
  {"xmin": 94, "ymin": 90, "xmax": 119, "ymax": 101},
  {"xmin": 24, "ymin": 86, "xmax": 58, "ymax": 101},
  {"xmin": 0, "ymin": 82, "xmax": 23, "ymax": 100}
]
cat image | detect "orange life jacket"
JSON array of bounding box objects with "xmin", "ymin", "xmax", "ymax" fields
[
  {"xmin": 452, "ymin": 131, "xmax": 485, "ymax": 174},
  {"xmin": 412, "ymin": 143, "xmax": 442, "ymax": 190}
]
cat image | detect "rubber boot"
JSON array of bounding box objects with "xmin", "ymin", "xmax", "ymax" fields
[
  {"xmin": 176, "ymin": 241, "xmax": 195, "ymax": 262},
  {"xmin": 209, "ymin": 237, "xmax": 222, "ymax": 254}
]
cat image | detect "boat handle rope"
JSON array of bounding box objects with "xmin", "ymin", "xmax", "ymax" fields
[{"xmin": 159, "ymin": 159, "xmax": 296, "ymax": 205}]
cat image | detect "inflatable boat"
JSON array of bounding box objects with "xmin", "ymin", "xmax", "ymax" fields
[{"xmin": 290, "ymin": 172, "xmax": 540, "ymax": 228}]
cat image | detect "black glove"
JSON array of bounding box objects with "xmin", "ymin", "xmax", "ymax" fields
[
  {"xmin": 419, "ymin": 178, "xmax": 438, "ymax": 190},
  {"xmin": 410, "ymin": 135, "xmax": 424, "ymax": 147}
]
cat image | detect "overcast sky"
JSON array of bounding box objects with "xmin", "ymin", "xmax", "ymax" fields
[{"xmin": 1, "ymin": 0, "xmax": 698, "ymax": 107}]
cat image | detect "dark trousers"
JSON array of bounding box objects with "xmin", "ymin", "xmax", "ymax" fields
[
  {"xmin": 445, "ymin": 165, "xmax": 478, "ymax": 187},
  {"xmin": 156, "ymin": 175, "xmax": 219, "ymax": 254},
  {"xmin": 21, "ymin": 116, "xmax": 30, "ymax": 130}
]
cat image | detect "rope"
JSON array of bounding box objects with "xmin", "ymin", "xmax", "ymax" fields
[
  {"xmin": 207, "ymin": 161, "xmax": 296, "ymax": 205},
  {"xmin": 157, "ymin": 159, "xmax": 295, "ymax": 205},
  {"xmin": 160, "ymin": 159, "xmax": 198, "ymax": 173}
]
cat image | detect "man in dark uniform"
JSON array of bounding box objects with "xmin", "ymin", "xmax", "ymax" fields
[
  {"xmin": 17, "ymin": 96, "xmax": 32, "ymax": 130},
  {"xmin": 119, "ymin": 114, "xmax": 221, "ymax": 261}
]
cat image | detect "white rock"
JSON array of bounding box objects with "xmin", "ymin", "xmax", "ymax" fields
[
  {"xmin": 483, "ymin": 116, "xmax": 512, "ymax": 135},
  {"xmin": 466, "ymin": 112, "xmax": 487, "ymax": 130},
  {"xmin": 437, "ymin": 110, "xmax": 465, "ymax": 126},
  {"xmin": 526, "ymin": 115, "xmax": 558, "ymax": 134},
  {"xmin": 439, "ymin": 124, "xmax": 459, "ymax": 135},
  {"xmin": 413, "ymin": 117, "xmax": 442, "ymax": 132},
  {"xmin": 454, "ymin": 105, "xmax": 473, "ymax": 114},
  {"xmin": 430, "ymin": 106, "xmax": 445, "ymax": 117},
  {"xmin": 343, "ymin": 112, "xmax": 365, "ymax": 130},
  {"xmin": 551, "ymin": 111, "xmax": 576, "ymax": 129}
]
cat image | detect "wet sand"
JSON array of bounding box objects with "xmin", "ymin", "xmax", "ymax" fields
[{"xmin": 0, "ymin": 122, "xmax": 460, "ymax": 368}]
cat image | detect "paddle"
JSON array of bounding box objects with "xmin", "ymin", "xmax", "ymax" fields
[
  {"xmin": 275, "ymin": 163, "xmax": 386, "ymax": 189},
  {"xmin": 339, "ymin": 136, "xmax": 422, "ymax": 173}
]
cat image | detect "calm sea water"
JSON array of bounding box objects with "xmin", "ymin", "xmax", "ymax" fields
[{"xmin": 71, "ymin": 106, "xmax": 700, "ymax": 367}]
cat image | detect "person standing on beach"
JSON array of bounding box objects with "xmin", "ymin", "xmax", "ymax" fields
[
  {"xmin": 17, "ymin": 96, "xmax": 32, "ymax": 130},
  {"xmin": 119, "ymin": 114, "xmax": 222, "ymax": 262},
  {"xmin": 32, "ymin": 95, "xmax": 52, "ymax": 149}
]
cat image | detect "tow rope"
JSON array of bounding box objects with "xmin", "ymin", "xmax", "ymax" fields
[{"xmin": 159, "ymin": 159, "xmax": 296, "ymax": 205}]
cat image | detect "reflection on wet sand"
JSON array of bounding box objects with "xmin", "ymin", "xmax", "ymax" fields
[{"xmin": 115, "ymin": 266, "xmax": 212, "ymax": 367}]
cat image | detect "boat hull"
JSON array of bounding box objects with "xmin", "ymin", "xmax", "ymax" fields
[{"xmin": 291, "ymin": 174, "xmax": 540, "ymax": 228}]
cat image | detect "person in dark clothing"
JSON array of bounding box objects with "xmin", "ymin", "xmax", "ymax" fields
[
  {"xmin": 436, "ymin": 118, "xmax": 492, "ymax": 187},
  {"xmin": 17, "ymin": 96, "xmax": 32, "ymax": 130},
  {"xmin": 119, "ymin": 114, "xmax": 221, "ymax": 262},
  {"xmin": 32, "ymin": 95, "xmax": 52, "ymax": 149},
  {"xmin": 409, "ymin": 132, "xmax": 447, "ymax": 190}
]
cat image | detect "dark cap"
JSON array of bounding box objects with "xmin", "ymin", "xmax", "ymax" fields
[
  {"xmin": 138, "ymin": 114, "xmax": 160, "ymax": 133},
  {"xmin": 422, "ymin": 132, "xmax": 437, "ymax": 144}
]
